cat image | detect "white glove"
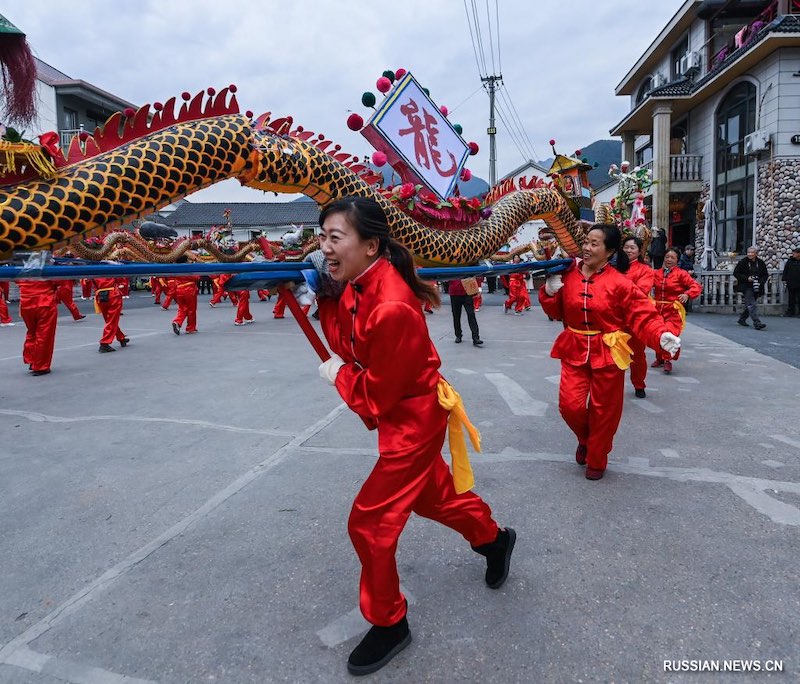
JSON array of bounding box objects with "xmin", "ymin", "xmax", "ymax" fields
[
  {"xmin": 291, "ymin": 281, "xmax": 316, "ymax": 307},
  {"xmin": 659, "ymin": 332, "xmax": 681, "ymax": 356},
  {"xmin": 544, "ymin": 274, "xmax": 564, "ymax": 296},
  {"xmin": 318, "ymin": 354, "xmax": 345, "ymax": 385}
]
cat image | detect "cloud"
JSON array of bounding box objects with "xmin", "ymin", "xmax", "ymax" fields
[{"xmin": 2, "ymin": 0, "xmax": 681, "ymax": 202}]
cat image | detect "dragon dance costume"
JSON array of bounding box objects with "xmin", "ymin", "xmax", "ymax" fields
[
  {"xmin": 91, "ymin": 277, "xmax": 127, "ymax": 346},
  {"xmin": 317, "ymin": 257, "xmax": 499, "ymax": 627},
  {"xmin": 539, "ymin": 263, "xmax": 669, "ymax": 473}
]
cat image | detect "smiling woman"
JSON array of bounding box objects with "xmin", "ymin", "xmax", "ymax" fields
[{"xmin": 313, "ymin": 195, "xmax": 515, "ymax": 675}]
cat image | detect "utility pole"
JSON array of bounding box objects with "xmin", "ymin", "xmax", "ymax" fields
[{"xmin": 481, "ymin": 74, "xmax": 502, "ymax": 186}]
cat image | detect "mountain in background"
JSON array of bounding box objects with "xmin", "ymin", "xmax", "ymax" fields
[{"xmin": 539, "ymin": 139, "xmax": 621, "ymax": 190}]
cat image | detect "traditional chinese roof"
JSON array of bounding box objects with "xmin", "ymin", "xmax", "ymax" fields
[
  {"xmin": 548, "ymin": 154, "xmax": 592, "ymax": 176},
  {"xmin": 163, "ymin": 201, "xmax": 320, "ymax": 229}
]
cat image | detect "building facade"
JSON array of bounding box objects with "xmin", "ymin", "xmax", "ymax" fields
[{"xmin": 610, "ymin": 0, "xmax": 800, "ymax": 273}]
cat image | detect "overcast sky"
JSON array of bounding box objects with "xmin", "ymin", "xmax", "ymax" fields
[{"xmin": 3, "ymin": 0, "xmax": 682, "ymax": 203}]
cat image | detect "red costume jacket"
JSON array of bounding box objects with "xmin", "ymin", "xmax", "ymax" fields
[
  {"xmin": 653, "ymin": 266, "xmax": 702, "ymax": 333},
  {"xmin": 624, "ymin": 260, "xmax": 654, "ymax": 296},
  {"xmin": 539, "ymin": 263, "xmax": 667, "ymax": 369},
  {"xmin": 318, "ymin": 258, "xmax": 447, "ymax": 451}
]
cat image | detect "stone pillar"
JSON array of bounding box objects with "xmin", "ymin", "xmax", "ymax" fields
[
  {"xmin": 622, "ymin": 132, "xmax": 635, "ymax": 166},
  {"xmin": 651, "ymin": 104, "xmax": 672, "ymax": 241}
]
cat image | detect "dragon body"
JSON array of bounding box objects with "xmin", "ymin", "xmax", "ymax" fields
[{"xmin": 0, "ymin": 88, "xmax": 584, "ymax": 264}]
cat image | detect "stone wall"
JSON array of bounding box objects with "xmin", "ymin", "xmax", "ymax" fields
[{"xmin": 756, "ymin": 157, "xmax": 800, "ymax": 268}]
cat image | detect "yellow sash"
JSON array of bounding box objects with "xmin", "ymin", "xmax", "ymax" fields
[
  {"xmin": 655, "ymin": 299, "xmax": 687, "ymax": 332},
  {"xmin": 436, "ymin": 378, "xmax": 481, "ymax": 494},
  {"xmin": 93, "ymin": 287, "xmax": 114, "ymax": 314},
  {"xmin": 568, "ymin": 326, "xmax": 633, "ymax": 370}
]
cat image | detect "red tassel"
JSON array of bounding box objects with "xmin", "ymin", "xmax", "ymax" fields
[{"xmin": 0, "ymin": 32, "xmax": 37, "ymax": 125}]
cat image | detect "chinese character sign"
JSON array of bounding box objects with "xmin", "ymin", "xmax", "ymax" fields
[{"xmin": 362, "ymin": 73, "xmax": 469, "ymax": 201}]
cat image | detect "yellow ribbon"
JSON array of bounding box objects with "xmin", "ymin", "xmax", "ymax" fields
[
  {"xmin": 568, "ymin": 327, "xmax": 634, "ymax": 370},
  {"xmin": 655, "ymin": 299, "xmax": 687, "ymax": 332},
  {"xmin": 436, "ymin": 378, "xmax": 481, "ymax": 494}
]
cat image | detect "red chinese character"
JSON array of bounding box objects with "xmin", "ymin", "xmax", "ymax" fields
[{"xmin": 398, "ymin": 98, "xmax": 457, "ymax": 178}]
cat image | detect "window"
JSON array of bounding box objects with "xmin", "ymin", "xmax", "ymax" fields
[
  {"xmin": 635, "ymin": 146, "xmax": 653, "ymax": 167},
  {"xmin": 63, "ymin": 108, "xmax": 78, "ymax": 130},
  {"xmin": 714, "ymin": 82, "xmax": 756, "ymax": 255},
  {"xmin": 635, "ymin": 78, "xmax": 653, "ymax": 106},
  {"xmin": 671, "ymin": 35, "xmax": 689, "ymax": 78}
]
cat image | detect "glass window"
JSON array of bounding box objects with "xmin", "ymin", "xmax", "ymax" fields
[
  {"xmin": 714, "ymin": 82, "xmax": 756, "ymax": 255},
  {"xmin": 635, "ymin": 78, "xmax": 653, "ymax": 106}
]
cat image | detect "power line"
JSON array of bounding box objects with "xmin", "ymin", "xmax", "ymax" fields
[
  {"xmin": 485, "ymin": 0, "xmax": 496, "ymax": 76},
  {"xmin": 462, "ymin": 0, "xmax": 485, "ymax": 78},
  {"xmin": 495, "ymin": 98, "xmax": 531, "ymax": 166},
  {"xmin": 499, "ymin": 87, "xmax": 539, "ymax": 161}
]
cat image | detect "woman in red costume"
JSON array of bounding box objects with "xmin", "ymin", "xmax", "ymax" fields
[
  {"xmin": 651, "ymin": 247, "xmax": 702, "ymax": 374},
  {"xmin": 539, "ymin": 225, "xmax": 680, "ymax": 480},
  {"xmin": 91, "ymin": 277, "xmax": 128, "ymax": 352},
  {"xmin": 314, "ymin": 197, "xmax": 514, "ymax": 676},
  {"xmin": 504, "ymin": 256, "xmax": 527, "ymax": 314},
  {"xmin": 171, "ymin": 272, "xmax": 200, "ymax": 335},
  {"xmin": 622, "ymin": 236, "xmax": 654, "ymax": 398},
  {"xmin": 16, "ymin": 279, "xmax": 59, "ymax": 375}
]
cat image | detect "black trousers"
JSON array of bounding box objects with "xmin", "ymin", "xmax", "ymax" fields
[
  {"xmin": 450, "ymin": 294, "xmax": 479, "ymax": 340},
  {"xmin": 787, "ymin": 287, "xmax": 799, "ymax": 315}
]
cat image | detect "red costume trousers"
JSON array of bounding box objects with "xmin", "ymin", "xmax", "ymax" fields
[
  {"xmin": 21, "ymin": 304, "xmax": 58, "ymax": 371},
  {"xmin": 80, "ymin": 279, "xmax": 92, "ymax": 299},
  {"xmin": 349, "ymin": 429, "xmax": 498, "ymax": 626},
  {"xmin": 173, "ymin": 288, "xmax": 198, "ymax": 331},
  {"xmin": 628, "ymin": 334, "xmax": 647, "ymax": 390},
  {"xmin": 97, "ymin": 295, "xmax": 126, "ymax": 344},
  {"xmin": 558, "ymin": 361, "xmax": 625, "ymax": 471},
  {"xmin": 56, "ymin": 284, "xmax": 82, "ymax": 319},
  {"xmin": 505, "ymin": 279, "xmax": 527, "ymax": 312},
  {"xmin": 234, "ymin": 290, "xmax": 252, "ymax": 323},
  {"xmin": 0, "ymin": 295, "xmax": 11, "ymax": 323},
  {"xmin": 272, "ymin": 292, "xmax": 287, "ymax": 318}
]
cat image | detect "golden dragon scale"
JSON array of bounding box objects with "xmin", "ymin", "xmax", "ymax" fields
[{"xmin": 0, "ymin": 88, "xmax": 583, "ymax": 264}]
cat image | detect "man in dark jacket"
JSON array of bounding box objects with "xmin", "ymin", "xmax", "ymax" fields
[
  {"xmin": 648, "ymin": 227, "xmax": 667, "ymax": 268},
  {"xmin": 782, "ymin": 246, "xmax": 800, "ymax": 316},
  {"xmin": 733, "ymin": 246, "xmax": 769, "ymax": 329}
]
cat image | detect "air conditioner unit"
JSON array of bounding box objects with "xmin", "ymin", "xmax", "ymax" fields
[
  {"xmin": 652, "ymin": 73, "xmax": 667, "ymax": 88},
  {"xmin": 744, "ymin": 129, "xmax": 771, "ymax": 155},
  {"xmin": 679, "ymin": 50, "xmax": 702, "ymax": 75}
]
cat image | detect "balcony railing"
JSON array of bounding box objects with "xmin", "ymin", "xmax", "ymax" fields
[
  {"xmin": 638, "ymin": 156, "xmax": 702, "ymax": 184},
  {"xmin": 59, "ymin": 128, "xmax": 83, "ymax": 149},
  {"xmin": 670, "ymin": 154, "xmax": 702, "ymax": 181},
  {"xmin": 697, "ymin": 269, "xmax": 784, "ymax": 310}
]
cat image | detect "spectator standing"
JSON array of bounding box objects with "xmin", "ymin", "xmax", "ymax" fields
[
  {"xmin": 733, "ymin": 246, "xmax": 769, "ymax": 330},
  {"xmin": 648, "ymin": 227, "xmax": 666, "ymax": 268},
  {"xmin": 781, "ymin": 246, "xmax": 800, "ymax": 317},
  {"xmin": 447, "ymin": 277, "xmax": 483, "ymax": 346},
  {"xmin": 677, "ymin": 244, "xmax": 697, "ymax": 312}
]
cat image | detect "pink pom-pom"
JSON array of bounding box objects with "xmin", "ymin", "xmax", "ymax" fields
[
  {"xmin": 549, "ymin": 139, "xmax": 556, "ymax": 146},
  {"xmin": 372, "ymin": 151, "xmax": 387, "ymax": 167},
  {"xmin": 460, "ymin": 168, "xmax": 472, "ymax": 181},
  {"xmin": 207, "ymin": 87, "xmax": 216, "ymax": 96},
  {"xmin": 346, "ymin": 113, "xmax": 364, "ymax": 131},
  {"xmin": 78, "ymin": 131, "xmax": 90, "ymax": 141},
  {"xmin": 229, "ymin": 84, "xmax": 237, "ymax": 93},
  {"xmin": 376, "ymin": 77, "xmax": 392, "ymax": 93},
  {"xmin": 395, "ymin": 68, "xmax": 407, "ymax": 79},
  {"xmin": 440, "ymin": 105, "xmax": 449, "ymax": 116},
  {"xmin": 123, "ymin": 107, "xmax": 135, "ymax": 118},
  {"xmin": 153, "ymin": 102, "xmax": 163, "ymax": 111},
  {"xmin": 468, "ymin": 141, "xmax": 479, "ymax": 156},
  {"xmin": 575, "ymin": 149, "xmax": 582, "ymax": 156},
  {"xmin": 181, "ymin": 91, "xmax": 191, "ymax": 101},
  {"xmin": 245, "ymin": 110, "xmax": 253, "ymax": 118}
]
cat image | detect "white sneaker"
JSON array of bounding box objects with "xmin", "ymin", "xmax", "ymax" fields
[
  {"xmin": 244, "ymin": 319, "xmax": 254, "ymax": 325},
  {"xmin": 123, "ymin": 296, "xmax": 130, "ymax": 299},
  {"xmin": 0, "ymin": 322, "xmax": 15, "ymax": 327},
  {"xmin": 514, "ymin": 311, "xmax": 524, "ymax": 316},
  {"xmin": 234, "ymin": 321, "xmax": 244, "ymax": 326}
]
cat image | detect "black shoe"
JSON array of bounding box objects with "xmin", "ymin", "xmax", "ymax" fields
[
  {"xmin": 472, "ymin": 527, "xmax": 516, "ymax": 589},
  {"xmin": 31, "ymin": 369, "xmax": 51, "ymax": 376},
  {"xmin": 98, "ymin": 344, "xmax": 116, "ymax": 353},
  {"xmin": 172, "ymin": 322, "xmax": 180, "ymax": 335},
  {"xmin": 754, "ymin": 322, "xmax": 766, "ymax": 330},
  {"xmin": 473, "ymin": 339, "xmax": 484, "ymax": 346},
  {"xmin": 311, "ymin": 310, "xmax": 320, "ymax": 320},
  {"xmin": 635, "ymin": 388, "xmax": 646, "ymax": 399},
  {"xmin": 120, "ymin": 337, "xmax": 130, "ymax": 347},
  {"xmin": 737, "ymin": 319, "xmax": 749, "ymax": 327},
  {"xmin": 454, "ymin": 337, "xmax": 462, "ymax": 344},
  {"xmin": 347, "ymin": 616, "xmax": 411, "ymax": 676}
]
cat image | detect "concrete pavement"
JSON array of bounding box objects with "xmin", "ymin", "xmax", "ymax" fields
[{"xmin": 1, "ymin": 290, "xmax": 798, "ymax": 683}]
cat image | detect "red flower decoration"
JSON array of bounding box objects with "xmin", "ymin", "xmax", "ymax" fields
[
  {"xmin": 467, "ymin": 197, "xmax": 482, "ymax": 210},
  {"xmin": 397, "ymin": 182, "xmax": 416, "ymax": 199},
  {"xmin": 460, "ymin": 168, "xmax": 472, "ymax": 182}
]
